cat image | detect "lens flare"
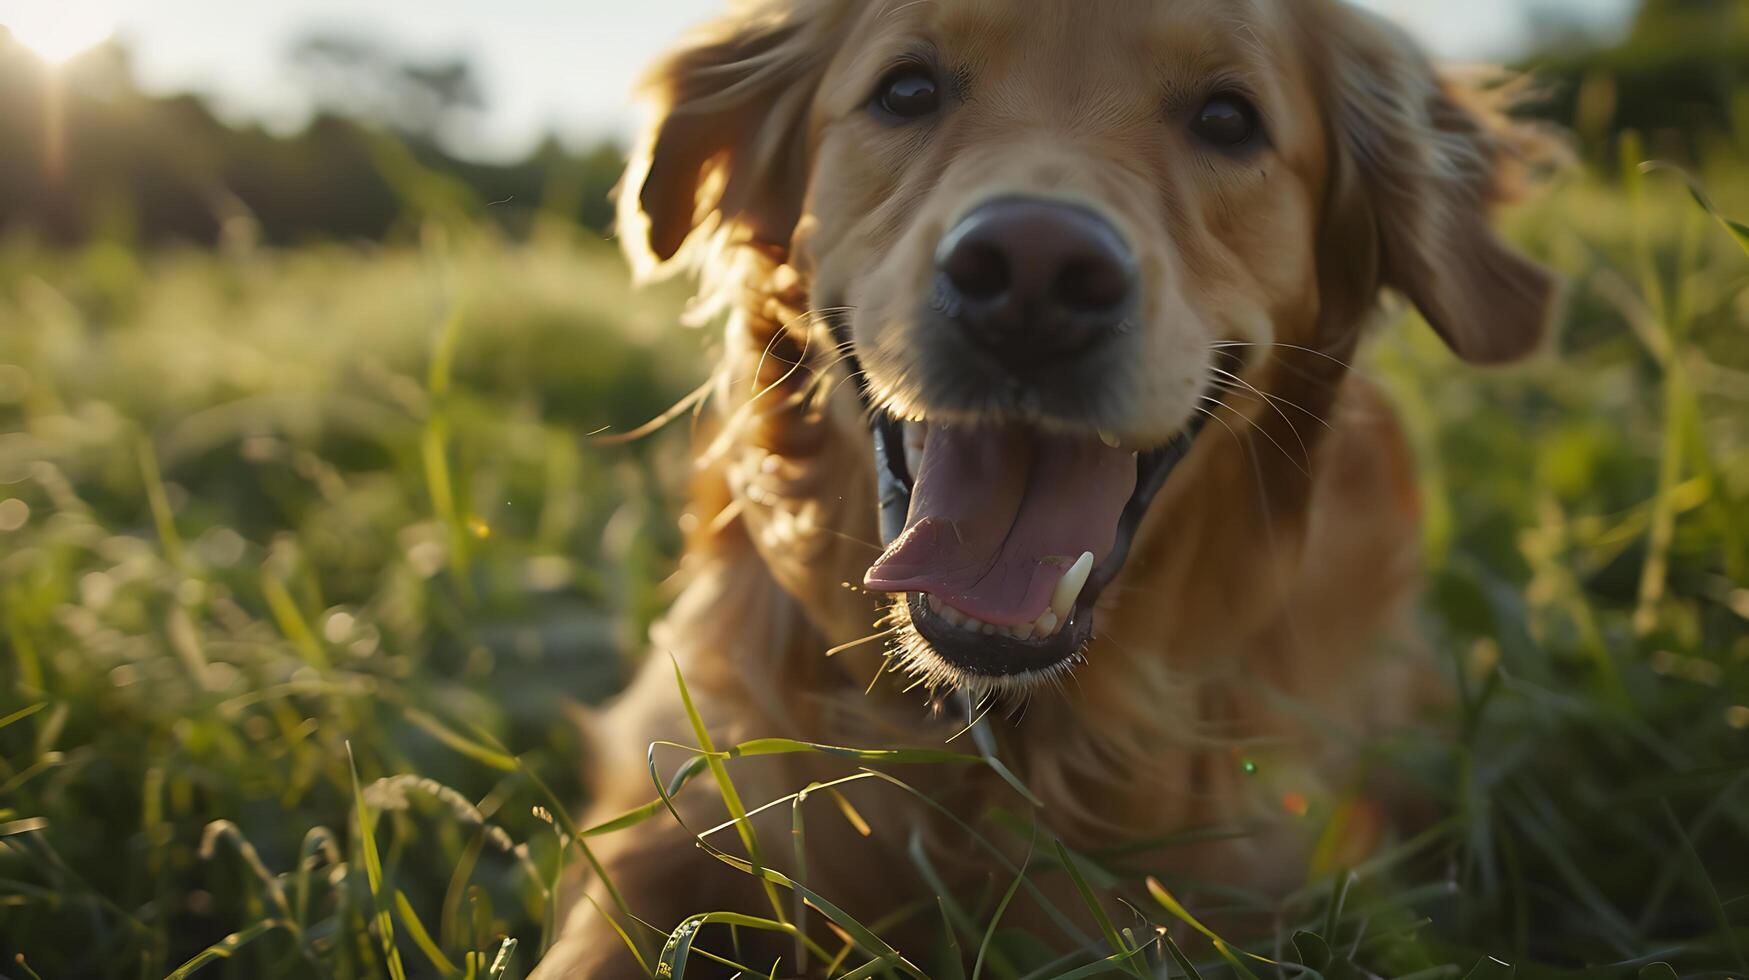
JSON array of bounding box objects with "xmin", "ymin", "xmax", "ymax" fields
[{"xmin": 1, "ymin": 1, "xmax": 116, "ymax": 65}]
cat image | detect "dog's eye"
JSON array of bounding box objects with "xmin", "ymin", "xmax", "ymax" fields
[
  {"xmin": 1191, "ymin": 93, "xmax": 1261, "ymax": 147},
  {"xmin": 872, "ymin": 66, "xmax": 940, "ymax": 121}
]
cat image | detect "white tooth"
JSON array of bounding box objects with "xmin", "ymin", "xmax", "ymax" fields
[
  {"xmin": 1098, "ymin": 429, "xmax": 1122, "ymax": 450},
  {"xmin": 939, "ymin": 604, "xmax": 965, "ymax": 627},
  {"xmin": 1049, "ymin": 551, "xmax": 1096, "ymax": 622},
  {"xmin": 1011, "ymin": 621, "xmax": 1036, "ymax": 641},
  {"xmin": 904, "ymin": 422, "xmax": 927, "ymax": 476},
  {"xmin": 1034, "ymin": 610, "xmax": 1059, "ymax": 638},
  {"xmin": 963, "ymin": 616, "xmax": 987, "ymax": 632},
  {"xmin": 981, "ymin": 623, "xmax": 998, "ymax": 636}
]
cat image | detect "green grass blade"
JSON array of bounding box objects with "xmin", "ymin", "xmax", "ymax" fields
[
  {"xmin": 860, "ymin": 770, "xmax": 1091, "ymax": 948},
  {"xmin": 658, "ymin": 915, "xmax": 704, "ymax": 979},
  {"xmin": 839, "ymin": 958, "xmax": 905, "ymax": 980},
  {"xmin": 136, "ymin": 435, "xmax": 186, "ymax": 572},
  {"xmin": 731, "ymin": 737, "xmax": 984, "ymax": 765},
  {"xmin": 162, "ymin": 920, "xmax": 289, "ymax": 980},
  {"xmin": 1045, "ymin": 942, "xmax": 1158, "ymax": 980},
  {"xmin": 1159, "ymin": 932, "xmax": 1206, "ymax": 980},
  {"xmin": 1641, "ymin": 161, "xmax": 1749, "ymax": 258},
  {"xmin": 395, "ymin": 890, "xmax": 461, "ymax": 977},
  {"xmin": 403, "ymin": 709, "xmax": 519, "ymax": 771},
  {"xmin": 442, "ymin": 831, "xmax": 487, "ymax": 951},
  {"xmin": 978, "ymin": 754, "xmax": 1045, "ymax": 809},
  {"xmin": 0, "ymin": 817, "xmax": 49, "ymax": 838},
  {"xmin": 657, "ymin": 912, "xmax": 834, "ymax": 979},
  {"xmin": 973, "ymin": 837, "xmax": 1033, "ymax": 980},
  {"xmin": 1292, "ymin": 931, "xmax": 1332, "ymax": 972},
  {"xmin": 694, "ymin": 772, "xmax": 878, "ymax": 843},
  {"xmin": 906, "ymin": 829, "xmax": 1015, "ymax": 980},
  {"xmin": 422, "ymin": 294, "xmax": 475, "ymax": 585},
  {"xmin": 0, "ymin": 702, "xmax": 47, "ymax": 732},
  {"xmin": 198, "ymin": 820, "xmax": 295, "ymax": 923},
  {"xmin": 260, "ymin": 572, "xmax": 331, "ymax": 672},
  {"xmin": 670, "ymin": 657, "xmax": 789, "ymax": 926},
  {"xmin": 937, "ymin": 896, "xmax": 968, "ymax": 980},
  {"xmin": 693, "ymin": 848, "xmax": 925, "ymax": 978},
  {"xmin": 827, "ymin": 786, "xmax": 873, "ymax": 837},
  {"xmin": 792, "ymin": 789, "xmax": 811, "ymax": 974},
  {"xmin": 1054, "ymin": 841, "xmax": 1146, "ymax": 979},
  {"xmin": 458, "ymin": 718, "xmax": 647, "ymax": 967},
  {"xmin": 577, "ymin": 890, "xmax": 655, "ymax": 978},
  {"xmin": 485, "ymin": 938, "xmax": 518, "ymax": 980},
  {"xmin": 1659, "ymin": 799, "xmax": 1746, "ymax": 971},
  {"xmin": 1324, "ymin": 870, "xmax": 1355, "ymax": 948},
  {"xmin": 347, "ymin": 743, "xmax": 409, "ymax": 980},
  {"xmin": 294, "ymin": 826, "xmax": 339, "ymax": 933},
  {"xmin": 1145, "ymin": 877, "xmax": 1269, "ymax": 978},
  {"xmin": 1460, "ymin": 956, "xmax": 1514, "ymax": 980},
  {"xmin": 580, "ymin": 797, "xmax": 675, "ymax": 838},
  {"xmin": 1502, "ymin": 786, "xmax": 1637, "ymax": 944}
]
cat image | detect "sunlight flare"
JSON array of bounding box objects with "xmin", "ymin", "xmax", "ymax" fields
[{"xmin": 1, "ymin": 0, "xmax": 116, "ymax": 64}]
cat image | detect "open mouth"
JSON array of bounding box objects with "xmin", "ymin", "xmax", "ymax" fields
[{"xmin": 863, "ymin": 412, "xmax": 1201, "ymax": 687}]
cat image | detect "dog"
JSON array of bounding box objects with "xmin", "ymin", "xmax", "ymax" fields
[{"xmin": 534, "ymin": 0, "xmax": 1556, "ymax": 975}]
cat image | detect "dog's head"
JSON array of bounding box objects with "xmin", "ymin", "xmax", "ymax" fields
[{"xmin": 621, "ymin": 0, "xmax": 1557, "ymax": 690}]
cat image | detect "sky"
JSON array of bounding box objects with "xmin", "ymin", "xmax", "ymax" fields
[{"xmin": 0, "ymin": 0, "xmax": 1636, "ymax": 160}]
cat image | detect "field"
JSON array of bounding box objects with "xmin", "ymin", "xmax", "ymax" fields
[{"xmin": 2, "ymin": 147, "xmax": 1747, "ymax": 978}]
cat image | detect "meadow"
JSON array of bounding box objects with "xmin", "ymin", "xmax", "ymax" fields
[{"xmin": 1, "ymin": 142, "xmax": 1746, "ymax": 978}]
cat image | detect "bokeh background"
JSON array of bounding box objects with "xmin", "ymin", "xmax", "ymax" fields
[{"xmin": 0, "ymin": 1, "xmax": 1745, "ymax": 978}]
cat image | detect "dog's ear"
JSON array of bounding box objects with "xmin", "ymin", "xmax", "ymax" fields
[
  {"xmin": 618, "ymin": 2, "xmax": 842, "ymax": 279},
  {"xmin": 1328, "ymin": 7, "xmax": 1560, "ymax": 364}
]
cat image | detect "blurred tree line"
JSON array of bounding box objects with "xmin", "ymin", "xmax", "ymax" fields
[
  {"xmin": 0, "ymin": 29, "xmax": 626, "ymax": 247},
  {"xmin": 0, "ymin": 0, "xmax": 1743, "ymax": 250},
  {"xmin": 1524, "ymin": 0, "xmax": 1747, "ymax": 156}
]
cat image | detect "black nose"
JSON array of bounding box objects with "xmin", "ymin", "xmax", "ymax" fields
[{"xmin": 934, "ymin": 196, "xmax": 1137, "ymax": 369}]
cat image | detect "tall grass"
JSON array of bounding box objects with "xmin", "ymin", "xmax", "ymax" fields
[{"xmin": 1, "ymin": 146, "xmax": 1746, "ymax": 978}]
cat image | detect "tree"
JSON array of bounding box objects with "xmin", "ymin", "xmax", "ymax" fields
[
  {"xmin": 288, "ymin": 33, "xmax": 486, "ymax": 149},
  {"xmin": 1523, "ymin": 0, "xmax": 1748, "ymax": 152}
]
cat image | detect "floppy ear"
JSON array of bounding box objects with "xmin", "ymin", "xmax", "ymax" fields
[
  {"xmin": 618, "ymin": 1, "xmax": 843, "ymax": 279},
  {"xmin": 1330, "ymin": 8, "xmax": 1561, "ymax": 364}
]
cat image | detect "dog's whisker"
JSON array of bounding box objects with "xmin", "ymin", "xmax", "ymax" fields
[
  {"xmin": 1200, "ymin": 394, "xmax": 1311, "ymax": 479},
  {"xmin": 1207, "ymin": 366, "xmax": 1335, "ymax": 432},
  {"xmin": 822, "ymin": 368, "xmax": 871, "ymax": 406},
  {"xmin": 864, "ymin": 654, "xmax": 896, "ymax": 696},
  {"xmin": 1194, "ymin": 403, "xmax": 1250, "ymax": 455},
  {"xmin": 825, "ymin": 626, "xmax": 900, "ymax": 659},
  {"xmin": 813, "ymin": 524, "xmax": 884, "ymax": 553},
  {"xmin": 1207, "ymin": 340, "xmax": 1377, "ymax": 394},
  {"xmin": 946, "ymin": 698, "xmax": 997, "ymax": 743},
  {"xmin": 588, "ymin": 375, "xmax": 715, "ymax": 446},
  {"xmin": 697, "ymin": 368, "xmax": 820, "ymax": 468},
  {"xmin": 1208, "ymin": 366, "xmax": 1314, "ymax": 463},
  {"xmin": 1209, "ymin": 340, "xmax": 1357, "ymax": 373}
]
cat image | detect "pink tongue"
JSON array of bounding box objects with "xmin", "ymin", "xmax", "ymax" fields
[{"xmin": 863, "ymin": 424, "xmax": 1137, "ymax": 627}]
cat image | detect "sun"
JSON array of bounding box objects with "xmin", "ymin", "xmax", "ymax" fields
[{"xmin": 1, "ymin": 1, "xmax": 116, "ymax": 64}]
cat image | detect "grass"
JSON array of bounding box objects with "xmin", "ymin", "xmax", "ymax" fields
[{"xmin": 1, "ymin": 144, "xmax": 1747, "ymax": 978}]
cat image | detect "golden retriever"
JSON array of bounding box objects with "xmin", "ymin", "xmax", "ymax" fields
[{"xmin": 535, "ymin": 0, "xmax": 1556, "ymax": 975}]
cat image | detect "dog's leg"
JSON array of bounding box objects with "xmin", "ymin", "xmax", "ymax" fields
[{"xmin": 536, "ymin": 463, "xmax": 900, "ymax": 977}]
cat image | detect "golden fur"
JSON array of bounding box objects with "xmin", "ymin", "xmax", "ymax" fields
[{"xmin": 535, "ymin": 1, "xmax": 1556, "ymax": 975}]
